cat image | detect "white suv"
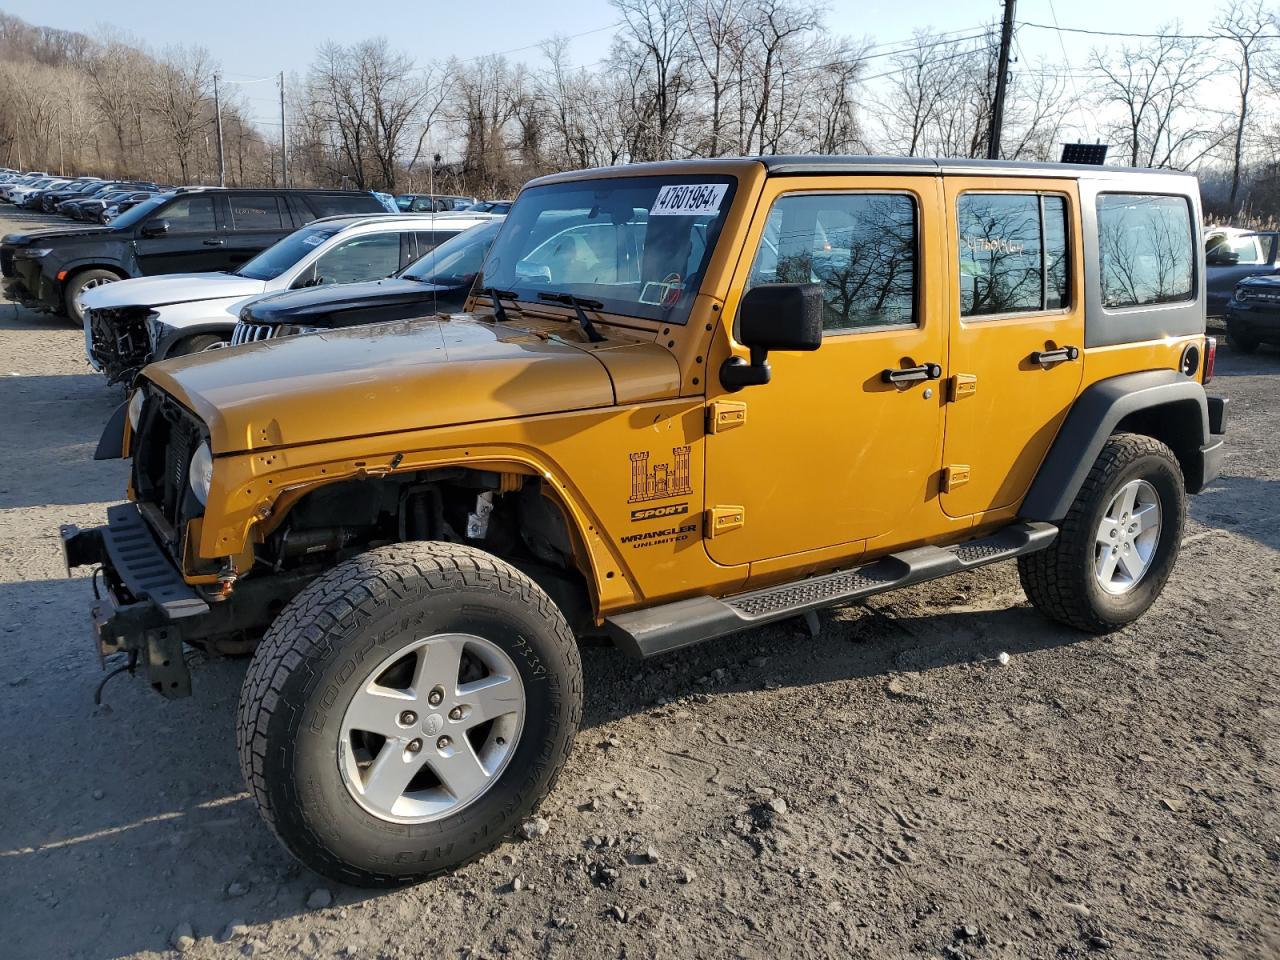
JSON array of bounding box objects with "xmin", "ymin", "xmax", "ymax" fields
[{"xmin": 80, "ymin": 212, "xmax": 498, "ymax": 384}]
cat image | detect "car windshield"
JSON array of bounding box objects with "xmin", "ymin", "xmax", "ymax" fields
[
  {"xmin": 478, "ymin": 175, "xmax": 737, "ymax": 324},
  {"xmin": 108, "ymin": 194, "xmax": 170, "ymax": 230},
  {"xmin": 236, "ymin": 223, "xmax": 345, "ymax": 280},
  {"xmin": 402, "ymin": 220, "xmax": 504, "ymax": 285}
]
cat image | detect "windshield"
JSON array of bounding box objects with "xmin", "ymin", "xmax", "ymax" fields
[
  {"xmin": 402, "ymin": 220, "xmax": 504, "ymax": 284},
  {"xmin": 478, "ymin": 175, "xmax": 737, "ymax": 325},
  {"xmin": 109, "ymin": 194, "xmax": 171, "ymax": 230},
  {"xmin": 236, "ymin": 223, "xmax": 345, "ymax": 280}
]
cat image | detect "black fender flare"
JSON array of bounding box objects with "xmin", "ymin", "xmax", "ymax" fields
[
  {"xmin": 1020, "ymin": 369, "xmax": 1212, "ymax": 522},
  {"xmin": 95, "ymin": 400, "xmax": 128, "ymax": 460}
]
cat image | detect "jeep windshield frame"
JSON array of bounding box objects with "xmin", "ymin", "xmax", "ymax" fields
[{"xmin": 476, "ymin": 174, "xmax": 738, "ymax": 326}]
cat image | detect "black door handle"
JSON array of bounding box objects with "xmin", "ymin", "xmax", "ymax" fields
[
  {"xmin": 1030, "ymin": 345, "xmax": 1080, "ymax": 365},
  {"xmin": 882, "ymin": 362, "xmax": 943, "ymax": 384},
  {"xmin": 202, "ymin": 239, "xmax": 225, "ymax": 246}
]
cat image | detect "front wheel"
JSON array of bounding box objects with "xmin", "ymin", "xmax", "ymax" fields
[
  {"xmin": 64, "ymin": 269, "xmax": 122, "ymax": 325},
  {"xmin": 1019, "ymin": 433, "xmax": 1186, "ymax": 633},
  {"xmin": 236, "ymin": 542, "xmax": 583, "ymax": 886}
]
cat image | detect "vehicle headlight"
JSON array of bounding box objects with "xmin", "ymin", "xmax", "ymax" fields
[
  {"xmin": 17, "ymin": 247, "xmax": 52, "ymax": 259},
  {"xmin": 188, "ymin": 441, "xmax": 213, "ymax": 505},
  {"xmin": 280, "ymin": 324, "xmax": 322, "ymax": 337},
  {"xmin": 145, "ymin": 313, "xmax": 165, "ymax": 351},
  {"xmin": 127, "ymin": 389, "xmax": 145, "ymax": 431}
]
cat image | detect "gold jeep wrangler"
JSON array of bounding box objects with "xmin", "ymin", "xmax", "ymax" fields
[{"xmin": 61, "ymin": 157, "xmax": 1226, "ymax": 885}]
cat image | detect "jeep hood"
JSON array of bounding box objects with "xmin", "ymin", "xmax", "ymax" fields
[
  {"xmin": 144, "ymin": 315, "xmax": 678, "ymax": 453},
  {"xmin": 82, "ymin": 273, "xmax": 266, "ymax": 310},
  {"xmin": 243, "ymin": 277, "xmax": 454, "ymax": 326}
]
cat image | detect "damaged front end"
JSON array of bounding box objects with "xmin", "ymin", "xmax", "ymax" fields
[{"xmin": 87, "ymin": 306, "xmax": 155, "ymax": 385}]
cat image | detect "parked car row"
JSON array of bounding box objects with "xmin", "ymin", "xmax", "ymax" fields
[
  {"xmin": 0, "ymin": 170, "xmax": 168, "ymax": 224},
  {"xmin": 80, "ymin": 210, "xmax": 503, "ymax": 383},
  {"xmin": 0, "ymin": 184, "xmax": 402, "ymax": 325},
  {"xmin": 393, "ymin": 192, "xmax": 512, "ymax": 215}
]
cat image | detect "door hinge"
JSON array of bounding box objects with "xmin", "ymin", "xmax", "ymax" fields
[
  {"xmin": 706, "ymin": 505, "xmax": 745, "ymax": 537},
  {"xmin": 950, "ymin": 373, "xmax": 978, "ymax": 400},
  {"xmin": 707, "ymin": 400, "xmax": 747, "ymax": 434},
  {"xmin": 942, "ymin": 465, "xmax": 971, "ymax": 492}
]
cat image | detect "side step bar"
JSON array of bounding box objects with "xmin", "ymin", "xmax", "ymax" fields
[{"xmin": 605, "ymin": 521, "xmax": 1058, "ymax": 658}]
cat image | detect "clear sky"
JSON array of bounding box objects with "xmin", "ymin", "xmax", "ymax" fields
[{"xmin": 2, "ymin": 0, "xmax": 1232, "ymax": 143}]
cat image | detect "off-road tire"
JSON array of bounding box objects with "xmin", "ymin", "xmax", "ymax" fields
[
  {"xmin": 1018, "ymin": 433, "xmax": 1185, "ymax": 633},
  {"xmin": 64, "ymin": 268, "xmax": 122, "ymax": 325},
  {"xmin": 235, "ymin": 541, "xmax": 583, "ymax": 887},
  {"xmin": 1225, "ymin": 317, "xmax": 1260, "ymax": 354}
]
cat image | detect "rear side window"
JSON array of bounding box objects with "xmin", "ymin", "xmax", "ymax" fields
[
  {"xmin": 1097, "ymin": 194, "xmax": 1194, "ymax": 308},
  {"xmin": 304, "ymin": 193, "xmax": 385, "ymax": 218},
  {"xmin": 746, "ymin": 192, "xmax": 917, "ymax": 332},
  {"xmin": 957, "ymin": 193, "xmax": 1069, "ymax": 317},
  {"xmin": 228, "ymin": 194, "xmax": 285, "ymax": 230}
]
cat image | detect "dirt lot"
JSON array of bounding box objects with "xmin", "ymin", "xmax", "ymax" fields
[{"xmin": 0, "ymin": 207, "xmax": 1276, "ymax": 960}]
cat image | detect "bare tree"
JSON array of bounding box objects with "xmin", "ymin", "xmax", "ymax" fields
[
  {"xmin": 148, "ymin": 46, "xmax": 214, "ymax": 183},
  {"xmin": 1214, "ymin": 0, "xmax": 1275, "ymax": 212},
  {"xmin": 1090, "ymin": 28, "xmax": 1226, "ymax": 169}
]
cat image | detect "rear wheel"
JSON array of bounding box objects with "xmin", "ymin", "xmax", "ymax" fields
[
  {"xmin": 64, "ymin": 269, "xmax": 122, "ymax": 326},
  {"xmin": 1019, "ymin": 433, "xmax": 1185, "ymax": 633},
  {"xmin": 236, "ymin": 541, "xmax": 582, "ymax": 886},
  {"xmin": 1226, "ymin": 317, "xmax": 1259, "ymax": 354}
]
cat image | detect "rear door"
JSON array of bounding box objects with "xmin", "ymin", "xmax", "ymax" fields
[
  {"xmin": 940, "ymin": 177, "xmax": 1084, "ymax": 521},
  {"xmin": 133, "ymin": 194, "xmax": 222, "ymax": 275},
  {"xmin": 222, "ymin": 193, "xmax": 291, "ymax": 271}
]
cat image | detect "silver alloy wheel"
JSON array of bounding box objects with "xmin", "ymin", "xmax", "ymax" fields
[
  {"xmin": 1094, "ymin": 479, "xmax": 1161, "ymax": 595},
  {"xmin": 338, "ymin": 632, "xmax": 525, "ymax": 824},
  {"xmin": 73, "ymin": 275, "xmax": 115, "ymax": 315}
]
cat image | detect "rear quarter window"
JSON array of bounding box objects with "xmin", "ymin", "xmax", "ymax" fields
[
  {"xmin": 1097, "ymin": 194, "xmax": 1195, "ymax": 309},
  {"xmin": 303, "ymin": 193, "xmax": 388, "ymax": 219}
]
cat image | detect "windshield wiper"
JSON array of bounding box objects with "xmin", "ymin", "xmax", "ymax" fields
[
  {"xmin": 537, "ymin": 291, "xmax": 605, "ymax": 343},
  {"xmin": 479, "ymin": 286, "xmax": 520, "ymax": 325}
]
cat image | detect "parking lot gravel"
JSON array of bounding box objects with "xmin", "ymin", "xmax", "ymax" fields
[{"xmin": 0, "ymin": 209, "xmax": 1276, "ymax": 960}]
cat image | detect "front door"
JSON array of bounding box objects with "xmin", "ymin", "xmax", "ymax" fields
[
  {"xmin": 940, "ymin": 178, "xmax": 1085, "ymax": 520},
  {"xmin": 704, "ymin": 176, "xmax": 948, "ymax": 568},
  {"xmin": 133, "ymin": 194, "xmax": 221, "ymax": 274},
  {"xmin": 222, "ymin": 193, "xmax": 291, "ymax": 271}
]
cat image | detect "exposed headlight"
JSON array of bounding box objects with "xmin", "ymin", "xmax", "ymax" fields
[
  {"xmin": 16, "ymin": 247, "xmax": 52, "ymax": 259},
  {"xmin": 188, "ymin": 441, "xmax": 213, "ymax": 505},
  {"xmin": 127, "ymin": 389, "xmax": 145, "ymax": 431},
  {"xmin": 280, "ymin": 324, "xmax": 322, "ymax": 337},
  {"xmin": 145, "ymin": 313, "xmax": 165, "ymax": 351}
]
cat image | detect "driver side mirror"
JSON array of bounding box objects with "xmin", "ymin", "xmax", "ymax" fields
[
  {"xmin": 514, "ymin": 261, "xmax": 551, "ymax": 284},
  {"xmin": 721, "ymin": 283, "xmax": 823, "ymax": 391},
  {"xmin": 140, "ymin": 219, "xmax": 170, "ymax": 238}
]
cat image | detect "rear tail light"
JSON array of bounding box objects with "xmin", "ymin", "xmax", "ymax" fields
[{"xmin": 1203, "ymin": 336, "xmax": 1217, "ymax": 384}]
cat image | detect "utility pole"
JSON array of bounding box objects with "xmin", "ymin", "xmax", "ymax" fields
[
  {"xmin": 213, "ymin": 73, "xmax": 226, "ymax": 187},
  {"xmin": 987, "ymin": 0, "xmax": 1016, "ymax": 160},
  {"xmin": 57, "ymin": 122, "xmax": 64, "ymax": 176},
  {"xmin": 279, "ymin": 72, "xmax": 288, "ymax": 188}
]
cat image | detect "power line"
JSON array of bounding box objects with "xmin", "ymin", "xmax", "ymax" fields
[{"xmin": 1019, "ymin": 20, "xmax": 1275, "ymax": 42}]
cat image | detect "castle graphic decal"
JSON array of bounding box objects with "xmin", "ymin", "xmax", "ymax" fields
[{"xmin": 628, "ymin": 445, "xmax": 693, "ymax": 503}]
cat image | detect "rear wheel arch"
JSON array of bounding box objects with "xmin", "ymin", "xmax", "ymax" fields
[{"xmin": 1021, "ymin": 370, "xmax": 1211, "ymax": 521}]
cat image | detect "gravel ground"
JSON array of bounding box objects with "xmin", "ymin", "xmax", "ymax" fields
[{"xmin": 0, "ymin": 209, "xmax": 1277, "ymax": 960}]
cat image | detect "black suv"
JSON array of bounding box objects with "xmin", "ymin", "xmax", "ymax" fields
[{"xmin": 0, "ymin": 187, "xmax": 389, "ymax": 324}]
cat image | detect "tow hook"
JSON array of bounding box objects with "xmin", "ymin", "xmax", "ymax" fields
[{"xmin": 212, "ymin": 567, "xmax": 238, "ymax": 601}]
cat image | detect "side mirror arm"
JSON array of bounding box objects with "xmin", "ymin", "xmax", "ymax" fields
[{"xmin": 720, "ymin": 346, "xmax": 772, "ymax": 392}]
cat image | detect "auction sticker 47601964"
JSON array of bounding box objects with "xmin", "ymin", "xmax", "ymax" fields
[{"xmin": 650, "ymin": 183, "xmax": 728, "ymax": 216}]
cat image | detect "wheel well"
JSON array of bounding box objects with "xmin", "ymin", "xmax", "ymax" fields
[
  {"xmin": 1114, "ymin": 399, "xmax": 1205, "ymax": 492},
  {"xmin": 262, "ymin": 468, "xmax": 598, "ymax": 634},
  {"xmin": 61, "ymin": 264, "xmax": 126, "ymax": 306}
]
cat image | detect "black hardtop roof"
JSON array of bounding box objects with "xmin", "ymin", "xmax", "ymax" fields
[
  {"xmin": 757, "ymin": 154, "xmax": 1193, "ymax": 179},
  {"xmin": 530, "ymin": 155, "xmax": 1197, "ymax": 188}
]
